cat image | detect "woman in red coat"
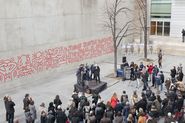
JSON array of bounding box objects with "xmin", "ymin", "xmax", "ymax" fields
[
  {"xmin": 147, "ymin": 64, "xmax": 154, "ymax": 82},
  {"xmin": 110, "ymin": 92, "xmax": 118, "ymax": 109}
]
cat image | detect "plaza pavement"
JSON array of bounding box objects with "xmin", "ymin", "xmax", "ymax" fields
[{"xmin": 0, "ymin": 52, "xmax": 185, "ymax": 123}]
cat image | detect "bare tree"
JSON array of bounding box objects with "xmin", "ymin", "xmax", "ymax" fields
[
  {"xmin": 104, "ymin": 0, "xmax": 132, "ymax": 75},
  {"xmin": 135, "ymin": 0, "xmax": 149, "ymax": 59}
]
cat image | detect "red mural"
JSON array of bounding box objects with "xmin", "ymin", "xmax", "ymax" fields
[{"xmin": 0, "ymin": 37, "xmax": 113, "ymax": 82}]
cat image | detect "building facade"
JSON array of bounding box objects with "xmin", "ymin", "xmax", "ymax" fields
[{"xmin": 150, "ymin": 0, "xmax": 185, "ymax": 37}]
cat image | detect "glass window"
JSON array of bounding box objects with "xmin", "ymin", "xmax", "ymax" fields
[
  {"xmin": 151, "ymin": 0, "xmax": 172, "ymax": 19},
  {"xmin": 164, "ymin": 22, "xmax": 170, "ymax": 36},
  {"xmin": 157, "ymin": 21, "xmax": 163, "ymax": 35},
  {"xmin": 151, "ymin": 21, "xmax": 156, "ymax": 35}
]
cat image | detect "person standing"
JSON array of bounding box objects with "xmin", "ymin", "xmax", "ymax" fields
[
  {"xmin": 182, "ymin": 29, "xmax": 185, "ymax": 42},
  {"xmin": 39, "ymin": 102, "xmax": 47, "ymax": 123},
  {"xmin": 54, "ymin": 95, "xmax": 62, "ymax": 110},
  {"xmin": 94, "ymin": 64, "xmax": 100, "ymax": 83},
  {"xmin": 158, "ymin": 49, "xmax": 163, "ymax": 68},
  {"xmin": 23, "ymin": 94, "xmax": 31, "ymax": 111},
  {"xmin": 7, "ymin": 96, "xmax": 15, "ymax": 123},
  {"xmin": 29, "ymin": 101, "xmax": 37, "ymax": 123},
  {"xmin": 55, "ymin": 105, "xmax": 67, "ymax": 123},
  {"xmin": 4, "ymin": 95, "xmax": 9, "ymax": 121}
]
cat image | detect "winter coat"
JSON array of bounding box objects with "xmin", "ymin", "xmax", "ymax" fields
[
  {"xmin": 114, "ymin": 103, "xmax": 123, "ymax": 114},
  {"xmin": 154, "ymin": 100, "xmax": 161, "ymax": 112},
  {"xmin": 95, "ymin": 106, "xmax": 104, "ymax": 121},
  {"xmin": 148, "ymin": 65, "xmax": 154, "ymax": 74},
  {"xmin": 100, "ymin": 117, "xmax": 111, "ymax": 123},
  {"xmin": 25, "ymin": 111, "xmax": 33, "ymax": 123},
  {"xmin": 131, "ymin": 95, "xmax": 138, "ymax": 105},
  {"xmin": 170, "ymin": 69, "xmax": 176, "ymax": 78},
  {"xmin": 88, "ymin": 115, "xmax": 96, "ymax": 123},
  {"xmin": 23, "ymin": 97, "xmax": 30, "ymax": 110},
  {"xmin": 56, "ymin": 110, "xmax": 67, "ymax": 123},
  {"xmin": 7, "ymin": 100, "xmax": 15, "ymax": 114},
  {"xmin": 164, "ymin": 117, "xmax": 175, "ymax": 123},
  {"xmin": 29, "ymin": 104, "xmax": 37, "ymax": 120},
  {"xmin": 138, "ymin": 115, "xmax": 147, "ymax": 123},
  {"xmin": 54, "ymin": 98, "xmax": 62, "ymax": 110},
  {"xmin": 114, "ymin": 115, "xmax": 123, "ymax": 123},
  {"xmin": 47, "ymin": 113, "xmax": 55, "ymax": 123},
  {"xmin": 135, "ymin": 98, "xmax": 147, "ymax": 112},
  {"xmin": 165, "ymin": 79, "xmax": 171, "ymax": 91},
  {"xmin": 160, "ymin": 73, "xmax": 164, "ymax": 83},
  {"xmin": 110, "ymin": 97, "xmax": 118, "ymax": 109},
  {"xmin": 123, "ymin": 105, "xmax": 130, "ymax": 119},
  {"xmin": 106, "ymin": 109, "xmax": 114, "ymax": 122},
  {"xmin": 155, "ymin": 76, "xmax": 161, "ymax": 85}
]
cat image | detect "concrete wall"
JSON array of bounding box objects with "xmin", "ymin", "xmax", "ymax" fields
[
  {"xmin": 0, "ymin": 0, "xmax": 134, "ymax": 83},
  {"xmin": 170, "ymin": 0, "xmax": 185, "ymax": 37}
]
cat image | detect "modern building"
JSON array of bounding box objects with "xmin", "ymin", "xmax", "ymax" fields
[{"xmin": 150, "ymin": 0, "xmax": 185, "ymax": 37}]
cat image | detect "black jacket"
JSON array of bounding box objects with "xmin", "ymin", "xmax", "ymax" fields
[
  {"xmin": 56, "ymin": 110, "xmax": 67, "ymax": 123},
  {"xmin": 7, "ymin": 101, "xmax": 15, "ymax": 114}
]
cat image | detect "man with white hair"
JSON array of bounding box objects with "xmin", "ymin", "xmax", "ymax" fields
[
  {"xmin": 164, "ymin": 112, "xmax": 175, "ymax": 123},
  {"xmin": 56, "ymin": 105, "xmax": 68, "ymax": 123}
]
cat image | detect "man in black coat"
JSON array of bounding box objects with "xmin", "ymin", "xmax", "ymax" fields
[
  {"xmin": 47, "ymin": 110, "xmax": 55, "ymax": 123},
  {"xmin": 177, "ymin": 70, "xmax": 184, "ymax": 81},
  {"xmin": 72, "ymin": 91, "xmax": 80, "ymax": 109},
  {"xmin": 94, "ymin": 64, "xmax": 100, "ymax": 83},
  {"xmin": 135, "ymin": 96, "xmax": 147, "ymax": 113},
  {"xmin": 7, "ymin": 97, "xmax": 15, "ymax": 123},
  {"xmin": 56, "ymin": 106, "xmax": 67, "ymax": 123},
  {"xmin": 95, "ymin": 103, "xmax": 104, "ymax": 123}
]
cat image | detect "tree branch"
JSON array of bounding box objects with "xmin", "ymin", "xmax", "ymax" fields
[
  {"xmin": 116, "ymin": 25, "xmax": 130, "ymax": 48},
  {"xmin": 115, "ymin": 20, "xmax": 132, "ymax": 41}
]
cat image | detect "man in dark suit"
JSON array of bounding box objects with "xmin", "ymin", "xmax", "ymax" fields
[{"xmin": 94, "ymin": 64, "xmax": 100, "ymax": 83}]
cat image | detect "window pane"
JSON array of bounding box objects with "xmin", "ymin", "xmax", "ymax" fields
[
  {"xmin": 151, "ymin": 3, "xmax": 171, "ymax": 17},
  {"xmin": 164, "ymin": 22, "xmax": 170, "ymax": 36},
  {"xmin": 157, "ymin": 21, "xmax": 163, "ymax": 35},
  {"xmin": 150, "ymin": 21, "xmax": 156, "ymax": 35}
]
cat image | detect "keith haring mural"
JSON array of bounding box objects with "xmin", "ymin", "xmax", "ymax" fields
[{"xmin": 0, "ymin": 37, "xmax": 113, "ymax": 82}]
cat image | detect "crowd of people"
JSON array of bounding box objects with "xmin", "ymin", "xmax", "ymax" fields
[
  {"xmin": 3, "ymin": 61, "xmax": 185, "ymax": 123},
  {"xmin": 76, "ymin": 64, "xmax": 101, "ymax": 85}
]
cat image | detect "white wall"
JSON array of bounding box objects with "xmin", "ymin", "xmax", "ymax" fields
[
  {"xmin": 0, "ymin": 0, "xmax": 134, "ymax": 83},
  {"xmin": 0, "ymin": 0, "xmax": 108, "ymax": 51},
  {"xmin": 170, "ymin": 0, "xmax": 185, "ymax": 37}
]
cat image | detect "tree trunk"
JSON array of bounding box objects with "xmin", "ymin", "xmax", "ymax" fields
[
  {"xmin": 144, "ymin": 26, "xmax": 147, "ymax": 59},
  {"xmin": 114, "ymin": 46, "xmax": 117, "ymax": 76},
  {"xmin": 144, "ymin": 0, "xmax": 148, "ymax": 59}
]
